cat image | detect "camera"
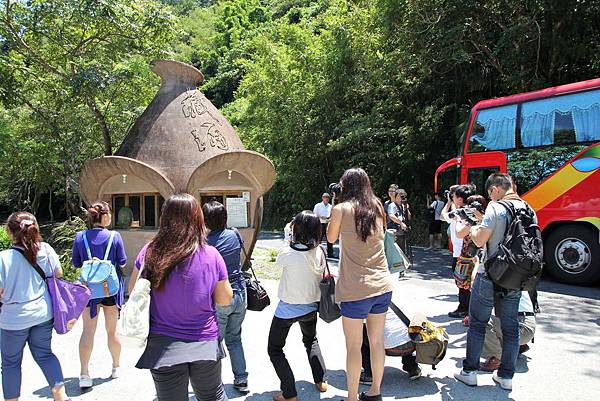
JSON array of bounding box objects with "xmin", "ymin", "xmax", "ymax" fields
[
  {"xmin": 448, "ymin": 207, "xmax": 479, "ymax": 226},
  {"xmin": 443, "ymin": 190, "xmax": 451, "ymax": 199},
  {"xmin": 328, "ymin": 182, "xmax": 342, "ymax": 197}
]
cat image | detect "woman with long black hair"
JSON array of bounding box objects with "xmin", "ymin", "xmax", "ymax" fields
[
  {"xmin": 129, "ymin": 193, "xmax": 233, "ymax": 401},
  {"xmin": 327, "ymin": 168, "xmax": 394, "ymax": 401}
]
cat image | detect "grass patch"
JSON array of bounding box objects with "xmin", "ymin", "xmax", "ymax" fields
[{"xmin": 250, "ymin": 247, "xmax": 280, "ymax": 280}]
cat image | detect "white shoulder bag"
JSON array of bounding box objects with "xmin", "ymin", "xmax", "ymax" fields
[{"xmin": 117, "ymin": 263, "xmax": 151, "ymax": 348}]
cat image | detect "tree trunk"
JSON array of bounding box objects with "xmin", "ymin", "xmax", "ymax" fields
[
  {"xmin": 48, "ymin": 190, "xmax": 54, "ymax": 223},
  {"xmin": 84, "ymin": 94, "xmax": 113, "ymax": 156}
]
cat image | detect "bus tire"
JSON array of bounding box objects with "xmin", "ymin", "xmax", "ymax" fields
[{"xmin": 544, "ymin": 225, "xmax": 600, "ymax": 286}]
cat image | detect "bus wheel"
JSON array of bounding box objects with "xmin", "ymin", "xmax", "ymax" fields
[{"xmin": 545, "ymin": 225, "xmax": 600, "ymax": 285}]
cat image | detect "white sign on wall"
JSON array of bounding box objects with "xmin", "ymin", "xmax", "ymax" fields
[
  {"xmin": 227, "ymin": 198, "xmax": 248, "ymax": 228},
  {"xmin": 242, "ymin": 191, "xmax": 251, "ymax": 202}
]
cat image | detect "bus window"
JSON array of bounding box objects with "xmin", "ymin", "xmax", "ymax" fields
[
  {"xmin": 507, "ymin": 145, "xmax": 586, "ymax": 195},
  {"xmin": 520, "ymin": 88, "xmax": 600, "ymax": 147},
  {"xmin": 437, "ymin": 165, "xmax": 461, "ymax": 194},
  {"xmin": 467, "ymin": 167, "xmax": 500, "ymax": 195},
  {"xmin": 469, "ymin": 104, "xmax": 517, "ymax": 152}
]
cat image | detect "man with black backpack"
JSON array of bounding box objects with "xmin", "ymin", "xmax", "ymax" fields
[{"xmin": 455, "ymin": 173, "xmax": 542, "ymax": 391}]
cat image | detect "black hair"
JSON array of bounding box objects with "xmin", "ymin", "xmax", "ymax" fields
[
  {"xmin": 485, "ymin": 173, "xmax": 513, "ymax": 193},
  {"xmin": 454, "ymin": 185, "xmax": 472, "ymax": 204},
  {"xmin": 202, "ymin": 201, "xmax": 228, "ymax": 231},
  {"xmin": 340, "ymin": 168, "xmax": 384, "ymax": 242},
  {"xmin": 291, "ymin": 210, "xmax": 322, "ymax": 249},
  {"xmin": 467, "ymin": 195, "xmax": 487, "ymax": 213}
]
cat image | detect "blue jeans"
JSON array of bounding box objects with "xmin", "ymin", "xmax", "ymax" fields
[
  {"xmin": 1, "ymin": 319, "xmax": 64, "ymax": 399},
  {"xmin": 463, "ymin": 274, "xmax": 521, "ymax": 378},
  {"xmin": 217, "ymin": 289, "xmax": 248, "ymax": 383}
]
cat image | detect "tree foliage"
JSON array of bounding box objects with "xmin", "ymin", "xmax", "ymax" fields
[{"xmin": 0, "ymin": 0, "xmax": 176, "ymax": 216}]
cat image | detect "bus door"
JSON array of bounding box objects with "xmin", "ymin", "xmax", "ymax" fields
[{"xmin": 461, "ymin": 151, "xmax": 507, "ymax": 192}]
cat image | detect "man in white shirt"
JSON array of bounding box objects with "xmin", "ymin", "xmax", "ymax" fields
[
  {"xmin": 426, "ymin": 192, "xmax": 445, "ymax": 249},
  {"xmin": 313, "ymin": 193, "xmax": 334, "ymax": 257}
]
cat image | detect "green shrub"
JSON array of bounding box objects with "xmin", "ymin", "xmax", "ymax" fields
[
  {"xmin": 47, "ymin": 217, "xmax": 88, "ymax": 282},
  {"xmin": 0, "ymin": 226, "xmax": 10, "ymax": 251}
]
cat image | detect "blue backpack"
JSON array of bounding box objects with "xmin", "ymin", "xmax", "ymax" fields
[{"xmin": 79, "ymin": 231, "xmax": 120, "ymax": 300}]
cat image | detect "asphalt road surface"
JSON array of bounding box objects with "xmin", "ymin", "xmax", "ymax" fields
[{"xmin": 4, "ymin": 237, "xmax": 599, "ymax": 401}]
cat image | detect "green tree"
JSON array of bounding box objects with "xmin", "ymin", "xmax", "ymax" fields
[{"xmin": 0, "ymin": 0, "xmax": 177, "ymax": 215}]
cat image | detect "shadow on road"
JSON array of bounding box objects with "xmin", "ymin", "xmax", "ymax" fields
[{"xmin": 33, "ymin": 376, "xmax": 114, "ymax": 399}]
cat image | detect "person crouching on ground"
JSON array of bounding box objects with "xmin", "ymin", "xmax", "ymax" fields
[
  {"xmin": 72, "ymin": 201, "xmax": 127, "ymax": 389},
  {"xmin": 360, "ymin": 305, "xmax": 422, "ymax": 385},
  {"xmin": 327, "ymin": 168, "xmax": 395, "ymax": 401},
  {"xmin": 202, "ymin": 201, "xmax": 249, "ymax": 394},
  {"xmin": 130, "ymin": 194, "xmax": 233, "ymax": 401},
  {"xmin": 480, "ymin": 291, "xmax": 536, "ymax": 372},
  {"xmin": 267, "ymin": 210, "xmax": 328, "ymax": 401},
  {"xmin": 0, "ymin": 212, "xmax": 73, "ymax": 401}
]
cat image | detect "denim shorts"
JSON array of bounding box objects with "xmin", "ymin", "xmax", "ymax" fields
[{"xmin": 340, "ymin": 291, "xmax": 393, "ymax": 319}]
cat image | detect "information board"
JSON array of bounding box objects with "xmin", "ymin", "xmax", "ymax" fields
[{"xmin": 227, "ymin": 198, "xmax": 248, "ymax": 228}]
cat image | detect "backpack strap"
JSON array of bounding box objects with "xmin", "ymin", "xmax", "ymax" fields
[
  {"xmin": 82, "ymin": 231, "xmax": 93, "ymax": 260},
  {"xmin": 389, "ymin": 301, "xmax": 411, "ymax": 327},
  {"xmin": 11, "ymin": 246, "xmax": 47, "ymax": 280},
  {"xmin": 103, "ymin": 231, "xmax": 116, "ymax": 260}
]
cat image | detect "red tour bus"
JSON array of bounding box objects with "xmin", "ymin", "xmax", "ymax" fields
[{"xmin": 435, "ymin": 78, "xmax": 600, "ymax": 285}]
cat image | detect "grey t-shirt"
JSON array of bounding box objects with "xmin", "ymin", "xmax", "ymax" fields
[{"xmin": 480, "ymin": 199, "xmax": 537, "ymax": 264}]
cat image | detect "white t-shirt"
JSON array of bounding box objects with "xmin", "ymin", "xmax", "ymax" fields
[
  {"xmin": 519, "ymin": 291, "xmax": 534, "ymax": 313},
  {"xmin": 384, "ymin": 308, "xmax": 411, "ymax": 349},
  {"xmin": 449, "ymin": 219, "xmax": 463, "ymax": 258},
  {"xmin": 313, "ymin": 202, "xmax": 332, "ymax": 224},
  {"xmin": 276, "ymin": 245, "xmax": 326, "ymax": 304},
  {"xmin": 430, "ymin": 200, "xmax": 445, "ymax": 221}
]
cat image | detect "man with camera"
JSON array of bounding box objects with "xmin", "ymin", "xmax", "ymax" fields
[
  {"xmin": 313, "ymin": 192, "xmax": 334, "ymax": 258},
  {"xmin": 455, "ymin": 173, "xmax": 537, "ymax": 391}
]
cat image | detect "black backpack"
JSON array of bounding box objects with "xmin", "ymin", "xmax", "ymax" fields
[{"xmin": 485, "ymin": 200, "xmax": 543, "ymax": 291}]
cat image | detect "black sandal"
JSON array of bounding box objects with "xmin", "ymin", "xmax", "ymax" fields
[{"xmin": 359, "ymin": 392, "xmax": 383, "ymax": 401}]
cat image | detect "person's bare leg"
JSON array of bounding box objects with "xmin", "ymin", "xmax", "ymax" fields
[
  {"xmin": 103, "ymin": 305, "xmax": 121, "ymax": 370},
  {"xmin": 79, "ymin": 305, "xmax": 99, "ymax": 376},
  {"xmin": 365, "ymin": 313, "xmax": 386, "ymax": 396},
  {"xmin": 342, "ymin": 317, "xmax": 364, "ymax": 401},
  {"xmin": 51, "ymin": 384, "xmax": 68, "ymax": 401}
]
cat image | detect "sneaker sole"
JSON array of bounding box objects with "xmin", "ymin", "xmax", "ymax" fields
[
  {"xmin": 492, "ymin": 375, "xmax": 512, "ymax": 390},
  {"xmin": 454, "ymin": 373, "xmax": 477, "ymax": 387}
]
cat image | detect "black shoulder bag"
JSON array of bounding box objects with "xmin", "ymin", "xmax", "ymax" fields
[
  {"xmin": 318, "ymin": 246, "xmax": 341, "ymax": 323},
  {"xmin": 233, "ymin": 230, "xmax": 270, "ymax": 311}
]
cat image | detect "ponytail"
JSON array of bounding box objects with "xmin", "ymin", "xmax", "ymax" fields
[
  {"xmin": 87, "ymin": 201, "xmax": 111, "ymax": 226},
  {"xmin": 6, "ymin": 212, "xmax": 42, "ymax": 265}
]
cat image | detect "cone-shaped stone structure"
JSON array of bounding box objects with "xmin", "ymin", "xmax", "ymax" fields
[{"xmin": 79, "ymin": 60, "xmax": 276, "ymax": 272}]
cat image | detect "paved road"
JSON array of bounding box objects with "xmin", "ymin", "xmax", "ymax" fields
[{"xmin": 5, "ymin": 241, "xmax": 600, "ymax": 401}]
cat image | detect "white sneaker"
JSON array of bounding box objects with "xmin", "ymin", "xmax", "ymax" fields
[
  {"xmin": 454, "ymin": 369, "xmax": 477, "ymax": 386},
  {"xmin": 79, "ymin": 374, "xmax": 93, "ymax": 388},
  {"xmin": 492, "ymin": 373, "xmax": 512, "ymax": 390},
  {"xmin": 111, "ymin": 367, "xmax": 120, "ymax": 379}
]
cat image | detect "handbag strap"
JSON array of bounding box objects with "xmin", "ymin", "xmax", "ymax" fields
[
  {"xmin": 389, "ymin": 301, "xmax": 411, "ymax": 327},
  {"xmin": 320, "ymin": 245, "xmax": 331, "ymax": 278},
  {"xmin": 11, "ymin": 246, "xmax": 47, "ymax": 281},
  {"xmin": 233, "ymin": 229, "xmax": 259, "ymax": 281}
]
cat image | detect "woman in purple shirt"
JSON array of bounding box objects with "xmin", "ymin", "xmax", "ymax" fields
[
  {"xmin": 72, "ymin": 202, "xmax": 127, "ymax": 389},
  {"xmin": 128, "ymin": 193, "xmax": 233, "ymax": 401}
]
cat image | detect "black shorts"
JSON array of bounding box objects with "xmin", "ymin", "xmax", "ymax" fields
[
  {"xmin": 87, "ymin": 296, "xmax": 117, "ymax": 308},
  {"xmin": 429, "ymin": 220, "xmax": 442, "ymax": 235}
]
